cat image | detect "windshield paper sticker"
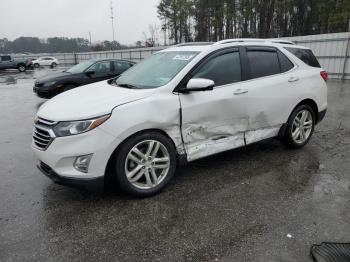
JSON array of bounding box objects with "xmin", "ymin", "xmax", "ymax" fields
[{"xmin": 173, "ymin": 55, "xmax": 195, "ymax": 61}]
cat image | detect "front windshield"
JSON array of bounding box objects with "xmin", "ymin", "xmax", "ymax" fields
[
  {"xmin": 114, "ymin": 51, "xmax": 199, "ymax": 89},
  {"xmin": 67, "ymin": 61, "xmax": 95, "ymax": 74}
]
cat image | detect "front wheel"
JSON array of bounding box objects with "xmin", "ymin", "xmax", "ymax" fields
[
  {"xmin": 34, "ymin": 63, "xmax": 40, "ymax": 68},
  {"xmin": 283, "ymin": 104, "xmax": 315, "ymax": 148},
  {"xmin": 51, "ymin": 62, "xmax": 57, "ymax": 68},
  {"xmin": 18, "ymin": 64, "xmax": 26, "ymax": 72},
  {"xmin": 114, "ymin": 132, "xmax": 177, "ymax": 197}
]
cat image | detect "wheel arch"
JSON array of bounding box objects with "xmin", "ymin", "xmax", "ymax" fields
[
  {"xmin": 279, "ymin": 98, "xmax": 319, "ymax": 137},
  {"xmin": 293, "ymin": 98, "xmax": 319, "ymax": 123},
  {"xmin": 104, "ymin": 128, "xmax": 179, "ymax": 185}
]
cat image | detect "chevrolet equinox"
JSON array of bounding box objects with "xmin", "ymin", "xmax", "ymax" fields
[{"xmin": 32, "ymin": 39, "xmax": 328, "ymax": 196}]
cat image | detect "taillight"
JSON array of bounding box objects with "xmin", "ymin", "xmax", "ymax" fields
[{"xmin": 320, "ymin": 71, "xmax": 328, "ymax": 82}]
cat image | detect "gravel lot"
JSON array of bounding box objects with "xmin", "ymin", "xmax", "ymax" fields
[{"xmin": 0, "ymin": 68, "xmax": 349, "ymax": 262}]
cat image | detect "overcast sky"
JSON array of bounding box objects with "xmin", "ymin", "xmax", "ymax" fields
[{"xmin": 0, "ymin": 0, "xmax": 160, "ymax": 45}]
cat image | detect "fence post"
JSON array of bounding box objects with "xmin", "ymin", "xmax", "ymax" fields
[
  {"xmin": 74, "ymin": 53, "xmax": 78, "ymax": 65},
  {"xmin": 341, "ymin": 21, "xmax": 350, "ymax": 82}
]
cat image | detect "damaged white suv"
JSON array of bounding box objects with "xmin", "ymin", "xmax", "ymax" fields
[{"xmin": 32, "ymin": 39, "xmax": 328, "ymax": 196}]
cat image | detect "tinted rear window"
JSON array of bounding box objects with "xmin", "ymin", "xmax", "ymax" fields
[
  {"xmin": 247, "ymin": 50, "xmax": 280, "ymax": 78},
  {"xmin": 285, "ymin": 47, "xmax": 320, "ymax": 68},
  {"xmin": 278, "ymin": 51, "xmax": 294, "ymax": 72}
]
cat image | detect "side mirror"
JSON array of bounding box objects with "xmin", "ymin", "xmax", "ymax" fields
[
  {"xmin": 180, "ymin": 78, "xmax": 215, "ymax": 93},
  {"xmin": 85, "ymin": 70, "xmax": 95, "ymax": 76}
]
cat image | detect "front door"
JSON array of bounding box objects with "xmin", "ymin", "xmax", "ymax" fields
[
  {"xmin": 179, "ymin": 48, "xmax": 248, "ymax": 161},
  {"xmin": 84, "ymin": 61, "xmax": 113, "ymax": 85}
]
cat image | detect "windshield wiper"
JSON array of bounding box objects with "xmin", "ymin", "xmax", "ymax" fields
[{"xmin": 117, "ymin": 83, "xmax": 138, "ymax": 89}]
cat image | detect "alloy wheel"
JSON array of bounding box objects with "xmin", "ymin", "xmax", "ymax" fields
[
  {"xmin": 124, "ymin": 140, "xmax": 170, "ymax": 189},
  {"xmin": 292, "ymin": 109, "xmax": 313, "ymax": 144}
]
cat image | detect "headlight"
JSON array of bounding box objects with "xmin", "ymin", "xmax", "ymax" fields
[
  {"xmin": 53, "ymin": 114, "xmax": 110, "ymax": 137},
  {"xmin": 44, "ymin": 81, "xmax": 57, "ymax": 87}
]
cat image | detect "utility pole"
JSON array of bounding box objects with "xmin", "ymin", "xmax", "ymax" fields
[{"xmin": 110, "ymin": 1, "xmax": 116, "ymax": 48}]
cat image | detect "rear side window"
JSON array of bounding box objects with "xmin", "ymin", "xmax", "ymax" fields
[
  {"xmin": 114, "ymin": 60, "xmax": 131, "ymax": 72},
  {"xmin": 193, "ymin": 51, "xmax": 241, "ymax": 86},
  {"xmin": 285, "ymin": 47, "xmax": 320, "ymax": 68},
  {"xmin": 246, "ymin": 49, "xmax": 280, "ymax": 78},
  {"xmin": 278, "ymin": 51, "xmax": 294, "ymax": 72}
]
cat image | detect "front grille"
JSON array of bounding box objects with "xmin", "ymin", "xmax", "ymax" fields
[{"xmin": 32, "ymin": 117, "xmax": 56, "ymax": 150}]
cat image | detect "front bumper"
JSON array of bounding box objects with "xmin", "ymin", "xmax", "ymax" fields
[
  {"xmin": 32, "ymin": 127, "xmax": 121, "ymax": 192},
  {"xmin": 33, "ymin": 85, "xmax": 57, "ymax": 99},
  {"xmin": 37, "ymin": 161, "xmax": 104, "ymax": 192}
]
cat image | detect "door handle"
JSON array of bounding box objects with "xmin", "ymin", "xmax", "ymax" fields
[
  {"xmin": 288, "ymin": 76, "xmax": 299, "ymax": 82},
  {"xmin": 233, "ymin": 89, "xmax": 248, "ymax": 95}
]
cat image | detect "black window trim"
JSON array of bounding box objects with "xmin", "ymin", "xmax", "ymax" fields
[
  {"xmin": 174, "ymin": 46, "xmax": 243, "ymax": 93},
  {"xmin": 243, "ymin": 45, "xmax": 297, "ymax": 81}
]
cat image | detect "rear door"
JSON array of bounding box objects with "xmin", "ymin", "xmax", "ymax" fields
[
  {"xmin": 179, "ymin": 48, "xmax": 247, "ymax": 161},
  {"xmin": 238, "ymin": 46, "xmax": 298, "ymax": 144}
]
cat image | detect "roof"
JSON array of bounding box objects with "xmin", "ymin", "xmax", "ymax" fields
[{"xmin": 160, "ymin": 38, "xmax": 310, "ymax": 53}]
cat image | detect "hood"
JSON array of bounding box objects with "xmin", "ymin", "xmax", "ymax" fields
[
  {"xmin": 37, "ymin": 81, "xmax": 155, "ymax": 121},
  {"xmin": 36, "ymin": 71, "xmax": 71, "ymax": 84}
]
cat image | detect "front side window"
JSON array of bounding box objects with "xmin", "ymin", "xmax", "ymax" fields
[
  {"xmin": 115, "ymin": 51, "xmax": 199, "ymax": 89},
  {"xmin": 88, "ymin": 61, "xmax": 111, "ymax": 74},
  {"xmin": 247, "ymin": 49, "xmax": 280, "ymax": 79},
  {"xmin": 192, "ymin": 51, "xmax": 241, "ymax": 86}
]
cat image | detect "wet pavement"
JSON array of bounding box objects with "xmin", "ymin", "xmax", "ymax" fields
[{"xmin": 0, "ymin": 68, "xmax": 349, "ymax": 262}]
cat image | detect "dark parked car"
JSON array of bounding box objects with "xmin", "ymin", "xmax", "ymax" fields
[
  {"xmin": 33, "ymin": 59, "xmax": 135, "ymax": 98},
  {"xmin": 0, "ymin": 55, "xmax": 33, "ymax": 72}
]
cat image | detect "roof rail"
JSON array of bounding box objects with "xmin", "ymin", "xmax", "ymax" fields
[
  {"xmin": 175, "ymin": 42, "xmax": 213, "ymax": 47},
  {"xmin": 213, "ymin": 38, "xmax": 294, "ymax": 45}
]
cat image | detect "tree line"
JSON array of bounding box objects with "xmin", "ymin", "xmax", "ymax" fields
[
  {"xmin": 157, "ymin": 0, "xmax": 350, "ymax": 43},
  {"xmin": 0, "ymin": 37, "xmax": 129, "ymax": 54}
]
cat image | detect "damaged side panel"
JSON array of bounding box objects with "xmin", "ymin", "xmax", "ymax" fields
[
  {"xmin": 100, "ymin": 93, "xmax": 185, "ymax": 155},
  {"xmin": 245, "ymin": 125, "xmax": 281, "ymax": 145},
  {"xmin": 179, "ymin": 86, "xmax": 249, "ymax": 161}
]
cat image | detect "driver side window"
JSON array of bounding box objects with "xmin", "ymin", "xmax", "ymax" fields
[
  {"xmin": 193, "ymin": 51, "xmax": 241, "ymax": 86},
  {"xmin": 89, "ymin": 61, "xmax": 111, "ymax": 75}
]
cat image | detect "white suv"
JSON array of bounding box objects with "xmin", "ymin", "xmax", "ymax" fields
[
  {"xmin": 32, "ymin": 39, "xmax": 328, "ymax": 196},
  {"xmin": 32, "ymin": 56, "xmax": 59, "ymax": 68}
]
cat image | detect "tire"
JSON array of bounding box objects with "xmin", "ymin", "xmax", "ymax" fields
[
  {"xmin": 114, "ymin": 131, "xmax": 177, "ymax": 197},
  {"xmin": 34, "ymin": 63, "xmax": 40, "ymax": 68},
  {"xmin": 51, "ymin": 62, "xmax": 57, "ymax": 68},
  {"xmin": 283, "ymin": 104, "xmax": 315, "ymax": 148},
  {"xmin": 18, "ymin": 64, "xmax": 26, "ymax": 72}
]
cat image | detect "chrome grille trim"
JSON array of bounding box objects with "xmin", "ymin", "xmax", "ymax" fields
[{"xmin": 32, "ymin": 117, "xmax": 56, "ymax": 151}]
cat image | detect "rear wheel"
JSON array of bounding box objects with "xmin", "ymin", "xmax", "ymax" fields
[
  {"xmin": 283, "ymin": 104, "xmax": 315, "ymax": 148},
  {"xmin": 18, "ymin": 64, "xmax": 26, "ymax": 72},
  {"xmin": 34, "ymin": 63, "xmax": 40, "ymax": 68},
  {"xmin": 51, "ymin": 62, "xmax": 57, "ymax": 68},
  {"xmin": 114, "ymin": 132, "xmax": 176, "ymax": 197}
]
